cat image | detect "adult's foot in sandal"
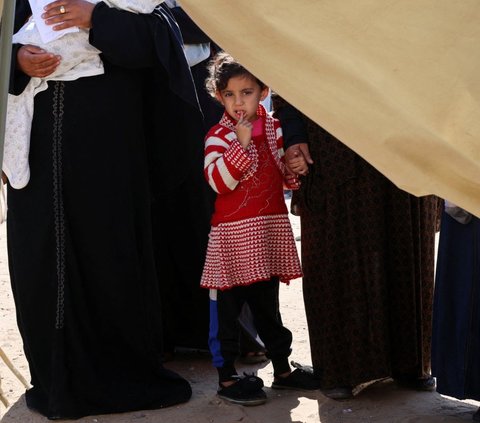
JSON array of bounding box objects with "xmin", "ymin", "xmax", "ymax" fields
[
  {"xmin": 271, "ymin": 368, "xmax": 321, "ymax": 391},
  {"xmin": 395, "ymin": 375, "xmax": 436, "ymax": 392},
  {"xmin": 322, "ymin": 386, "xmax": 354, "ymax": 400},
  {"xmin": 217, "ymin": 374, "xmax": 267, "ymax": 406}
]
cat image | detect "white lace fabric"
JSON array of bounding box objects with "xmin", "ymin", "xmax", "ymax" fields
[{"xmin": 3, "ymin": 0, "xmax": 159, "ymax": 189}]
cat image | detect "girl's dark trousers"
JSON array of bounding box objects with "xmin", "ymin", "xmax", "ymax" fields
[{"xmin": 208, "ymin": 277, "xmax": 292, "ymax": 382}]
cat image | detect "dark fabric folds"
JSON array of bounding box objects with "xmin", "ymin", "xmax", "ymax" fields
[
  {"xmin": 274, "ymin": 99, "xmax": 440, "ymax": 389},
  {"xmin": 5, "ymin": 0, "xmax": 213, "ymax": 418},
  {"xmin": 432, "ymin": 212, "xmax": 480, "ymax": 401}
]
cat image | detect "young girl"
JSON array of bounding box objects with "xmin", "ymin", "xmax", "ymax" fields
[{"xmin": 201, "ymin": 52, "xmax": 318, "ymax": 406}]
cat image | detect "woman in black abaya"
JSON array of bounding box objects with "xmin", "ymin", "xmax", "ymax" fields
[
  {"xmin": 432, "ymin": 204, "xmax": 480, "ymax": 421},
  {"xmin": 6, "ymin": 0, "xmax": 208, "ymax": 419}
]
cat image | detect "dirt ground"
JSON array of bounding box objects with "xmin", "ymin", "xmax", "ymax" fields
[{"xmin": 0, "ymin": 204, "xmax": 479, "ymax": 422}]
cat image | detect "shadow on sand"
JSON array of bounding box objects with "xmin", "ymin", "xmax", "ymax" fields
[
  {"xmin": 319, "ymin": 378, "xmax": 478, "ymax": 423},
  {"xmin": 1, "ymin": 354, "xmax": 479, "ymax": 423}
]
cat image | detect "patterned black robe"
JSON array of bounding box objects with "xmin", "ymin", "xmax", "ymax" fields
[{"xmin": 274, "ymin": 97, "xmax": 439, "ymax": 389}]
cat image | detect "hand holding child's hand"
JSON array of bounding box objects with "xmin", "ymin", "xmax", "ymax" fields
[
  {"xmin": 286, "ymin": 145, "xmax": 309, "ymax": 176},
  {"xmin": 235, "ymin": 113, "xmax": 253, "ymax": 149}
]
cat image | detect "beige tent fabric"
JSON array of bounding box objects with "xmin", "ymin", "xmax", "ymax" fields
[{"xmin": 180, "ymin": 1, "xmax": 480, "ymax": 216}]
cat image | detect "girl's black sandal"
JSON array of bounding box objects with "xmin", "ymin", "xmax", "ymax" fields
[{"xmin": 217, "ymin": 374, "xmax": 267, "ymax": 406}]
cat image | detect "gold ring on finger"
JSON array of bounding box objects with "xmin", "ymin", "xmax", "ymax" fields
[{"xmin": 59, "ymin": 5, "xmax": 66, "ymax": 13}]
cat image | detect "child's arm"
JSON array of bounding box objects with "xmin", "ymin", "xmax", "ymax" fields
[
  {"xmin": 204, "ymin": 126, "xmax": 254, "ymax": 194},
  {"xmin": 284, "ymin": 172, "xmax": 301, "ymax": 190},
  {"xmin": 274, "ymin": 120, "xmax": 303, "ymax": 190}
]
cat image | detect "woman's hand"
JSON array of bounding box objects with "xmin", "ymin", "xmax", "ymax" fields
[
  {"xmin": 17, "ymin": 45, "xmax": 61, "ymax": 78},
  {"xmin": 285, "ymin": 143, "xmax": 313, "ymax": 176},
  {"xmin": 42, "ymin": 0, "xmax": 95, "ymax": 30}
]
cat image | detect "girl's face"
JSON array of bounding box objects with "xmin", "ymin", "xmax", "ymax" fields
[{"xmin": 215, "ymin": 75, "xmax": 268, "ymax": 122}]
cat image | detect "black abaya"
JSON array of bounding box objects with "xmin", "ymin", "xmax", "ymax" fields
[
  {"xmin": 7, "ymin": 1, "xmax": 208, "ymax": 418},
  {"xmin": 432, "ymin": 211, "xmax": 480, "ymax": 401}
]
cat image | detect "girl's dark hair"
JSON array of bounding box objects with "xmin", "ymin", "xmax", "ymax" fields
[{"xmin": 205, "ymin": 52, "xmax": 267, "ymax": 97}]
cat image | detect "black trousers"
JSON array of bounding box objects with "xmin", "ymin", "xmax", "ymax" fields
[{"xmin": 209, "ymin": 278, "xmax": 292, "ymax": 382}]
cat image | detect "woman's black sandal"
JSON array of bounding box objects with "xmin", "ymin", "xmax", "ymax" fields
[
  {"xmin": 271, "ymin": 368, "xmax": 321, "ymax": 391},
  {"xmin": 395, "ymin": 375, "xmax": 436, "ymax": 392}
]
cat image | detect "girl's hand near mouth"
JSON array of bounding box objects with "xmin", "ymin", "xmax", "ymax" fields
[{"xmin": 235, "ymin": 112, "xmax": 253, "ymax": 149}]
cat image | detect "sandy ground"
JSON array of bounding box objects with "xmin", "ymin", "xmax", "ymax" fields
[{"xmin": 0, "ymin": 203, "xmax": 479, "ymax": 423}]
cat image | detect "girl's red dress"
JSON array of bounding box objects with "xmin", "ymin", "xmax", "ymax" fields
[{"xmin": 201, "ymin": 106, "xmax": 302, "ymax": 290}]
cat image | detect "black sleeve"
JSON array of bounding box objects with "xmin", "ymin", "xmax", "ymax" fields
[
  {"xmin": 168, "ymin": 6, "xmax": 211, "ymax": 44},
  {"xmin": 10, "ymin": 44, "xmax": 30, "ymax": 95},
  {"xmin": 272, "ymin": 94, "xmax": 309, "ymax": 149},
  {"xmin": 89, "ymin": 2, "xmax": 161, "ymax": 68},
  {"xmin": 14, "ymin": 0, "xmax": 31, "ymax": 32}
]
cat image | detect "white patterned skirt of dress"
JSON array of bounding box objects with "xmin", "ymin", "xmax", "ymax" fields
[{"xmin": 201, "ymin": 214, "xmax": 303, "ymax": 290}]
